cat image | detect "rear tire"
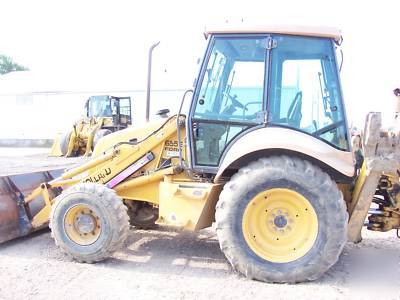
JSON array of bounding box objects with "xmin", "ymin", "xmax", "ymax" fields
[
  {"xmin": 60, "ymin": 131, "xmax": 72, "ymax": 156},
  {"xmin": 50, "ymin": 183, "xmax": 130, "ymax": 263},
  {"xmin": 215, "ymin": 156, "xmax": 348, "ymax": 283},
  {"xmin": 93, "ymin": 129, "xmax": 112, "ymax": 150},
  {"xmin": 126, "ymin": 201, "xmax": 158, "ymax": 229}
]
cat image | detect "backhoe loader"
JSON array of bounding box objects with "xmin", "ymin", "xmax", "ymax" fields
[
  {"xmin": 50, "ymin": 95, "xmax": 132, "ymax": 157},
  {"xmin": 1, "ymin": 25, "xmax": 400, "ymax": 283}
]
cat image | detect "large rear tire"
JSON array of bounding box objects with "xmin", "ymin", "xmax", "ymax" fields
[
  {"xmin": 126, "ymin": 201, "xmax": 158, "ymax": 229},
  {"xmin": 215, "ymin": 156, "xmax": 348, "ymax": 283},
  {"xmin": 50, "ymin": 183, "xmax": 130, "ymax": 263},
  {"xmin": 93, "ymin": 129, "xmax": 112, "ymax": 150},
  {"xmin": 60, "ymin": 131, "xmax": 72, "ymax": 156}
]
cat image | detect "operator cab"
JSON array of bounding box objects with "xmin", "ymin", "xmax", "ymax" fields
[
  {"xmin": 86, "ymin": 95, "xmax": 132, "ymax": 126},
  {"xmin": 188, "ymin": 25, "xmax": 349, "ymax": 172}
]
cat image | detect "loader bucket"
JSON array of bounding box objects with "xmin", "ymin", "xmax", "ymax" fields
[
  {"xmin": 0, "ymin": 169, "xmax": 64, "ymax": 244},
  {"xmin": 49, "ymin": 133, "xmax": 63, "ymax": 157}
]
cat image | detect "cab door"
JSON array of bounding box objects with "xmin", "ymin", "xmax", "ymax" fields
[{"xmin": 188, "ymin": 35, "xmax": 269, "ymax": 172}]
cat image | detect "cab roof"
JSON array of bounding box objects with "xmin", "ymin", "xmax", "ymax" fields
[{"xmin": 204, "ymin": 24, "xmax": 342, "ymax": 42}]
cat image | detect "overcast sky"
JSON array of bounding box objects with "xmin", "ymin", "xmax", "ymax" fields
[{"xmin": 1, "ymin": 0, "xmax": 399, "ymax": 126}]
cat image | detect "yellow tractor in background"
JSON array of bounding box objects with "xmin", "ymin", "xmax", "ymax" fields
[
  {"xmin": 50, "ymin": 95, "xmax": 132, "ymax": 157},
  {"xmin": 1, "ymin": 25, "xmax": 400, "ymax": 283}
]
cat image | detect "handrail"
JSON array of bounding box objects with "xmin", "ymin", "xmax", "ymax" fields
[{"xmin": 176, "ymin": 89, "xmax": 194, "ymax": 171}]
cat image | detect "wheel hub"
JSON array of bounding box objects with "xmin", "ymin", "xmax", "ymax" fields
[
  {"xmin": 242, "ymin": 188, "xmax": 318, "ymax": 263},
  {"xmin": 268, "ymin": 208, "xmax": 294, "ymax": 234},
  {"xmin": 75, "ymin": 214, "xmax": 96, "ymax": 234},
  {"xmin": 64, "ymin": 204, "xmax": 102, "ymax": 246},
  {"xmin": 273, "ymin": 214, "xmax": 288, "ymax": 228}
]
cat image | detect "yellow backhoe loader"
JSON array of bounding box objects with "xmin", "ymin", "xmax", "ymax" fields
[
  {"xmin": 1, "ymin": 25, "xmax": 400, "ymax": 283},
  {"xmin": 50, "ymin": 95, "xmax": 132, "ymax": 157}
]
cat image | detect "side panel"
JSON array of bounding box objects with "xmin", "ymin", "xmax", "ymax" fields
[
  {"xmin": 158, "ymin": 181, "xmax": 223, "ymax": 230},
  {"xmin": 113, "ymin": 126, "xmax": 187, "ymax": 205},
  {"xmin": 215, "ymin": 127, "xmax": 355, "ymax": 182}
]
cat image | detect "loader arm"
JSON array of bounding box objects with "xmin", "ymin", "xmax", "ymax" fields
[
  {"xmin": 0, "ymin": 115, "xmax": 184, "ymax": 243},
  {"xmin": 82, "ymin": 117, "xmax": 105, "ymax": 157}
]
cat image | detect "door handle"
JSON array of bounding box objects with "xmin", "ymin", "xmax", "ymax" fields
[{"xmin": 193, "ymin": 123, "xmax": 199, "ymax": 139}]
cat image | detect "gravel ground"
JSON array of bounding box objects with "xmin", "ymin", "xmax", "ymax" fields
[
  {"xmin": 1, "ymin": 227, "xmax": 400, "ymax": 300},
  {"xmin": 1, "ymin": 150, "xmax": 400, "ymax": 299}
]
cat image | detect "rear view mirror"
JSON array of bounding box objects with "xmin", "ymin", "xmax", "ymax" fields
[{"xmin": 156, "ymin": 109, "xmax": 170, "ymax": 119}]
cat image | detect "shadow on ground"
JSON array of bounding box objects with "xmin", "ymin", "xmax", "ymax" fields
[{"xmin": 1, "ymin": 226, "xmax": 400, "ymax": 286}]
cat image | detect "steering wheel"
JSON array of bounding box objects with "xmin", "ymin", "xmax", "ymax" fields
[{"xmin": 223, "ymin": 91, "xmax": 247, "ymax": 110}]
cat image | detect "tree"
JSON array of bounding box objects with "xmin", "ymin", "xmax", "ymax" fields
[{"xmin": 0, "ymin": 54, "xmax": 29, "ymax": 75}]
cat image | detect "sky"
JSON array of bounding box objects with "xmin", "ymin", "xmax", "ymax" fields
[{"xmin": 1, "ymin": 0, "xmax": 400, "ymax": 126}]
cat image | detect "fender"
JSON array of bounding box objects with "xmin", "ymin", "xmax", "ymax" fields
[{"xmin": 215, "ymin": 127, "xmax": 355, "ymax": 182}]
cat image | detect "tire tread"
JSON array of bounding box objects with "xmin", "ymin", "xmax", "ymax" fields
[{"xmin": 215, "ymin": 155, "xmax": 348, "ymax": 283}]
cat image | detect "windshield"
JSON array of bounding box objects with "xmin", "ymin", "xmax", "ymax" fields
[
  {"xmin": 268, "ymin": 35, "xmax": 348, "ymax": 151},
  {"xmin": 87, "ymin": 95, "xmax": 112, "ymax": 117}
]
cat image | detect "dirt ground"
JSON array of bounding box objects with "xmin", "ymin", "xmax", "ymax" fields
[
  {"xmin": 1, "ymin": 227, "xmax": 400, "ymax": 300},
  {"xmin": 1, "ymin": 150, "xmax": 400, "ymax": 299}
]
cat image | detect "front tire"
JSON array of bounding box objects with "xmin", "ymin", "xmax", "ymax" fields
[
  {"xmin": 215, "ymin": 156, "xmax": 348, "ymax": 283},
  {"xmin": 50, "ymin": 183, "xmax": 130, "ymax": 263}
]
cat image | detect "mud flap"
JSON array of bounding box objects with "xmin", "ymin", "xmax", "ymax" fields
[{"xmin": 0, "ymin": 169, "xmax": 64, "ymax": 243}]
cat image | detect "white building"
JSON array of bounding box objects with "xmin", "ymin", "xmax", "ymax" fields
[{"xmin": 0, "ymin": 71, "xmax": 189, "ymax": 143}]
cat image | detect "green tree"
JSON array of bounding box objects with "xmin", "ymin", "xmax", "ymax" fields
[{"xmin": 0, "ymin": 54, "xmax": 29, "ymax": 75}]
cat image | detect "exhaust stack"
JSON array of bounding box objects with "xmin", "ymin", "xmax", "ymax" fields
[
  {"xmin": 394, "ymin": 88, "xmax": 400, "ymax": 118},
  {"xmin": 145, "ymin": 41, "xmax": 160, "ymax": 122}
]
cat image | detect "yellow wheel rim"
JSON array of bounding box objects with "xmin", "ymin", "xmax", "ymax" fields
[
  {"xmin": 242, "ymin": 188, "xmax": 318, "ymax": 263},
  {"xmin": 64, "ymin": 204, "xmax": 102, "ymax": 246}
]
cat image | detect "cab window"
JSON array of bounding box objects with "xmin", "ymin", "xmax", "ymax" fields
[
  {"xmin": 88, "ymin": 96, "xmax": 112, "ymax": 118},
  {"xmin": 269, "ymin": 35, "xmax": 348, "ymax": 150},
  {"xmin": 192, "ymin": 37, "xmax": 267, "ymax": 166}
]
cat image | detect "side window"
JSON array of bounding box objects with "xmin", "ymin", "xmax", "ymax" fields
[
  {"xmin": 279, "ymin": 59, "xmax": 333, "ymax": 132},
  {"xmin": 195, "ymin": 123, "xmax": 249, "ymax": 165},
  {"xmin": 269, "ymin": 35, "xmax": 348, "ymax": 150},
  {"xmin": 119, "ymin": 98, "xmax": 131, "ymax": 116}
]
